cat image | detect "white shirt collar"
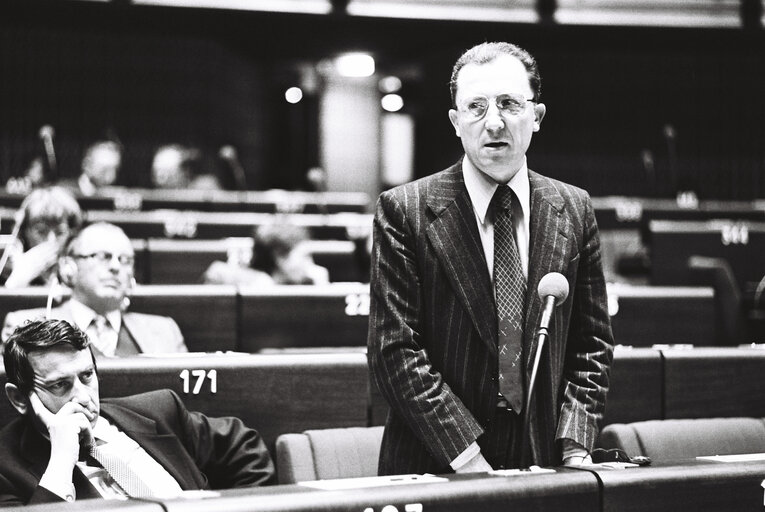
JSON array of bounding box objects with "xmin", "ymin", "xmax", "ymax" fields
[
  {"xmin": 462, "ymin": 157, "xmax": 530, "ymax": 226},
  {"xmin": 69, "ymin": 299, "xmax": 122, "ymax": 334}
]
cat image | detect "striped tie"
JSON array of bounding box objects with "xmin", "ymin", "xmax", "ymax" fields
[{"xmin": 491, "ymin": 185, "xmax": 526, "ymax": 412}]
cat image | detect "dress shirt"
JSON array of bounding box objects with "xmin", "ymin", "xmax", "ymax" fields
[
  {"xmin": 462, "ymin": 156, "xmax": 530, "ymax": 279},
  {"xmin": 69, "ymin": 299, "xmax": 123, "ymax": 338}
]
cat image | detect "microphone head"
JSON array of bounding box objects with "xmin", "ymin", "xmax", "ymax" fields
[
  {"xmin": 662, "ymin": 124, "xmax": 676, "ymax": 140},
  {"xmin": 537, "ymin": 272, "xmax": 569, "ymax": 306},
  {"xmin": 38, "ymin": 125, "xmax": 55, "ymax": 139},
  {"xmin": 219, "ymin": 145, "xmax": 237, "ymax": 161}
]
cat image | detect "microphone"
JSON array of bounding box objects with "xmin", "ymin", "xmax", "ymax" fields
[
  {"xmin": 38, "ymin": 125, "xmax": 58, "ymax": 178},
  {"xmin": 662, "ymin": 123, "xmax": 678, "ymax": 195},
  {"xmin": 640, "ymin": 149, "xmax": 656, "ymax": 195},
  {"xmin": 219, "ymin": 145, "xmax": 248, "ymax": 191},
  {"xmin": 520, "ymin": 272, "xmax": 569, "ymax": 467}
]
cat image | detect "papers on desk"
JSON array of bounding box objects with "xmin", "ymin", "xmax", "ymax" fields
[
  {"xmin": 489, "ymin": 466, "xmax": 557, "ymax": 476},
  {"xmin": 300, "ymin": 474, "xmax": 447, "ymax": 490},
  {"xmin": 697, "ymin": 453, "xmax": 765, "ymax": 463}
]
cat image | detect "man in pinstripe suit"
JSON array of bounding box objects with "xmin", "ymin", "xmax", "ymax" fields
[{"xmin": 368, "ymin": 42, "xmax": 614, "ymax": 475}]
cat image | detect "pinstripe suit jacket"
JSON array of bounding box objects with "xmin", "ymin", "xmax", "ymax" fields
[{"xmin": 368, "ymin": 162, "xmax": 614, "ymax": 474}]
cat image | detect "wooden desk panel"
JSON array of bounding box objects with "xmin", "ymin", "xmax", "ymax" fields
[
  {"xmin": 602, "ymin": 347, "xmax": 663, "ymax": 426},
  {"xmin": 649, "ymin": 219, "xmax": 765, "ymax": 290},
  {"xmin": 129, "ymin": 285, "xmax": 238, "ymax": 353},
  {"xmin": 594, "ymin": 460, "xmax": 765, "ymax": 512},
  {"xmin": 0, "ymin": 189, "xmax": 370, "ymax": 214},
  {"xmin": 158, "ymin": 470, "xmax": 599, "ymax": 512},
  {"xmin": 146, "ymin": 239, "xmax": 360, "ymax": 284},
  {"xmin": 663, "ymin": 347, "xmax": 765, "ymax": 419},
  {"xmin": 607, "ymin": 284, "xmax": 715, "ymax": 346},
  {"xmin": 238, "ymin": 284, "xmax": 369, "ymax": 352},
  {"xmin": 96, "ymin": 352, "xmax": 370, "ymax": 452}
]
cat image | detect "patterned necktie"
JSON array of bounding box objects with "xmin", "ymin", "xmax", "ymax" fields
[
  {"xmin": 89, "ymin": 443, "xmax": 156, "ymax": 498},
  {"xmin": 90, "ymin": 315, "xmax": 117, "ymax": 357},
  {"xmin": 491, "ymin": 185, "xmax": 526, "ymax": 412}
]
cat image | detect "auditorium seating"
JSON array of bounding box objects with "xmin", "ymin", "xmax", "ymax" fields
[
  {"xmin": 0, "ymin": 189, "xmax": 371, "ymax": 214},
  {"xmin": 0, "ymin": 208, "xmax": 373, "ymax": 241},
  {"xmin": 649, "ymin": 219, "xmax": 765, "ymax": 291},
  {"xmin": 238, "ymin": 283, "xmax": 369, "ymax": 351},
  {"xmin": 598, "ymin": 417, "xmax": 765, "ymax": 462},
  {"xmin": 145, "ymin": 238, "xmax": 360, "ymax": 284},
  {"xmin": 607, "ymin": 284, "xmax": 715, "ymax": 346},
  {"xmin": 275, "ymin": 426, "xmax": 384, "ymax": 484},
  {"xmin": 0, "ymin": 283, "xmax": 370, "ymax": 352}
]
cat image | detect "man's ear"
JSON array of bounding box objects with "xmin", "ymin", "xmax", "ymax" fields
[
  {"xmin": 448, "ymin": 109, "xmax": 461, "ymax": 137},
  {"xmin": 57, "ymin": 256, "xmax": 78, "ymax": 287},
  {"xmin": 5, "ymin": 383, "xmax": 28, "ymax": 416},
  {"xmin": 533, "ymin": 103, "xmax": 546, "ymax": 132}
]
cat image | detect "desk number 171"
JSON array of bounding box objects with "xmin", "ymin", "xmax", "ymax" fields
[{"xmin": 179, "ymin": 369, "xmax": 218, "ymax": 394}]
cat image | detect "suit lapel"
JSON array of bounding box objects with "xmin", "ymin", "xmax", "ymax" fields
[
  {"xmin": 425, "ymin": 165, "xmax": 498, "ymax": 355},
  {"xmin": 100, "ymin": 403, "xmax": 203, "ymax": 490},
  {"xmin": 523, "ymin": 171, "xmax": 572, "ymax": 373},
  {"xmin": 121, "ymin": 314, "xmax": 149, "ymax": 353}
]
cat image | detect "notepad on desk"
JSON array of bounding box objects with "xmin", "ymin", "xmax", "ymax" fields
[
  {"xmin": 300, "ymin": 474, "xmax": 448, "ymax": 490},
  {"xmin": 697, "ymin": 453, "xmax": 765, "ymax": 463}
]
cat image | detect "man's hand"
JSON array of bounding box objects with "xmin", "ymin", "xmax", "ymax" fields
[
  {"xmin": 562, "ymin": 453, "xmax": 593, "ymax": 466},
  {"xmin": 29, "ymin": 392, "xmax": 95, "ymax": 471},
  {"xmin": 4, "ymin": 241, "xmax": 60, "ymax": 288}
]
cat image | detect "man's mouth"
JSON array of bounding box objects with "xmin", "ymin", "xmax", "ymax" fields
[{"xmin": 484, "ymin": 142, "xmax": 508, "ymax": 149}]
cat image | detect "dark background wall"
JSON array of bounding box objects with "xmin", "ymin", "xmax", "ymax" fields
[{"xmin": 1, "ymin": 0, "xmax": 763, "ymax": 198}]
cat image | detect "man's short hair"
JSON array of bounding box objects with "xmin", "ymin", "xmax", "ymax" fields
[
  {"xmin": 3, "ymin": 319, "xmax": 94, "ymax": 394},
  {"xmin": 449, "ymin": 41, "xmax": 542, "ymax": 106}
]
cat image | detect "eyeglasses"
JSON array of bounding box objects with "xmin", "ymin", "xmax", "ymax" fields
[
  {"xmin": 591, "ymin": 448, "xmax": 652, "ymax": 466},
  {"xmin": 457, "ymin": 93, "xmax": 535, "ymax": 120},
  {"xmin": 71, "ymin": 251, "xmax": 134, "ymax": 266}
]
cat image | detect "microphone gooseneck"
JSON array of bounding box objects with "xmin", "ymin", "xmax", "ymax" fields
[{"xmin": 520, "ymin": 272, "xmax": 569, "ymax": 468}]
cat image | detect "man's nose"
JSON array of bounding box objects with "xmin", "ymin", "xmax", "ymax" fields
[
  {"xmin": 72, "ymin": 379, "xmax": 92, "ymax": 403},
  {"xmin": 484, "ymin": 103, "xmax": 504, "ymax": 132}
]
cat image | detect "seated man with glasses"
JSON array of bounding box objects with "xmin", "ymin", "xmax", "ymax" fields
[{"xmin": 2, "ymin": 222, "xmax": 187, "ymax": 357}]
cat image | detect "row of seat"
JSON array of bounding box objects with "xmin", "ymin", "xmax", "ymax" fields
[
  {"xmin": 0, "ymin": 208, "xmax": 373, "ymax": 240},
  {"xmin": 2, "ymin": 346, "xmax": 762, "ymax": 454},
  {"xmin": 0, "ymin": 283, "xmax": 719, "ymax": 353},
  {"xmin": 0, "ymin": 188, "xmax": 371, "ymax": 214},
  {"xmin": 126, "ymin": 238, "xmax": 364, "ymax": 284}
]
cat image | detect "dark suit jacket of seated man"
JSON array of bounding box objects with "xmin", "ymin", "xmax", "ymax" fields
[{"xmin": 0, "ymin": 319, "xmax": 274, "ymax": 507}]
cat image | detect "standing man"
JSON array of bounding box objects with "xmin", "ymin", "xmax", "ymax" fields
[
  {"xmin": 3, "ymin": 222, "xmax": 187, "ymax": 356},
  {"xmin": 368, "ymin": 42, "xmax": 614, "ymax": 475},
  {"xmin": 0, "ymin": 319, "xmax": 274, "ymax": 505}
]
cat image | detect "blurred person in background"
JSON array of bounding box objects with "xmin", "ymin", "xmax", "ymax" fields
[
  {"xmin": 203, "ymin": 224, "xmax": 329, "ymax": 286},
  {"xmin": 1, "ymin": 187, "xmax": 83, "ymax": 288},
  {"xmin": 151, "ymin": 144, "xmax": 222, "ymax": 191},
  {"xmin": 58, "ymin": 141, "xmax": 122, "ymax": 197},
  {"xmin": 2, "ymin": 222, "xmax": 187, "ymax": 357}
]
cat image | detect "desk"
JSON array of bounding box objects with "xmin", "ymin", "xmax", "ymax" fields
[
  {"xmin": 607, "ymin": 284, "xmax": 715, "ymax": 346},
  {"xmin": 238, "ymin": 283, "xmax": 369, "ymax": 351},
  {"xmin": 591, "ymin": 459, "xmax": 765, "ymax": 512},
  {"xmin": 603, "ymin": 347, "xmax": 663, "ymax": 425},
  {"xmin": 649, "ymin": 219, "xmax": 765, "ymax": 290},
  {"xmin": 0, "ymin": 189, "xmax": 370, "ymax": 214},
  {"xmin": 592, "ymin": 196, "xmax": 765, "ymax": 231},
  {"xmin": 157, "ymin": 470, "xmax": 598, "ymax": 512},
  {"xmin": 662, "ymin": 347, "xmax": 765, "ymax": 419}
]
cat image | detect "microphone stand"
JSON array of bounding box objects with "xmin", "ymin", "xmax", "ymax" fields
[{"xmin": 519, "ymin": 294, "xmax": 556, "ymax": 468}]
